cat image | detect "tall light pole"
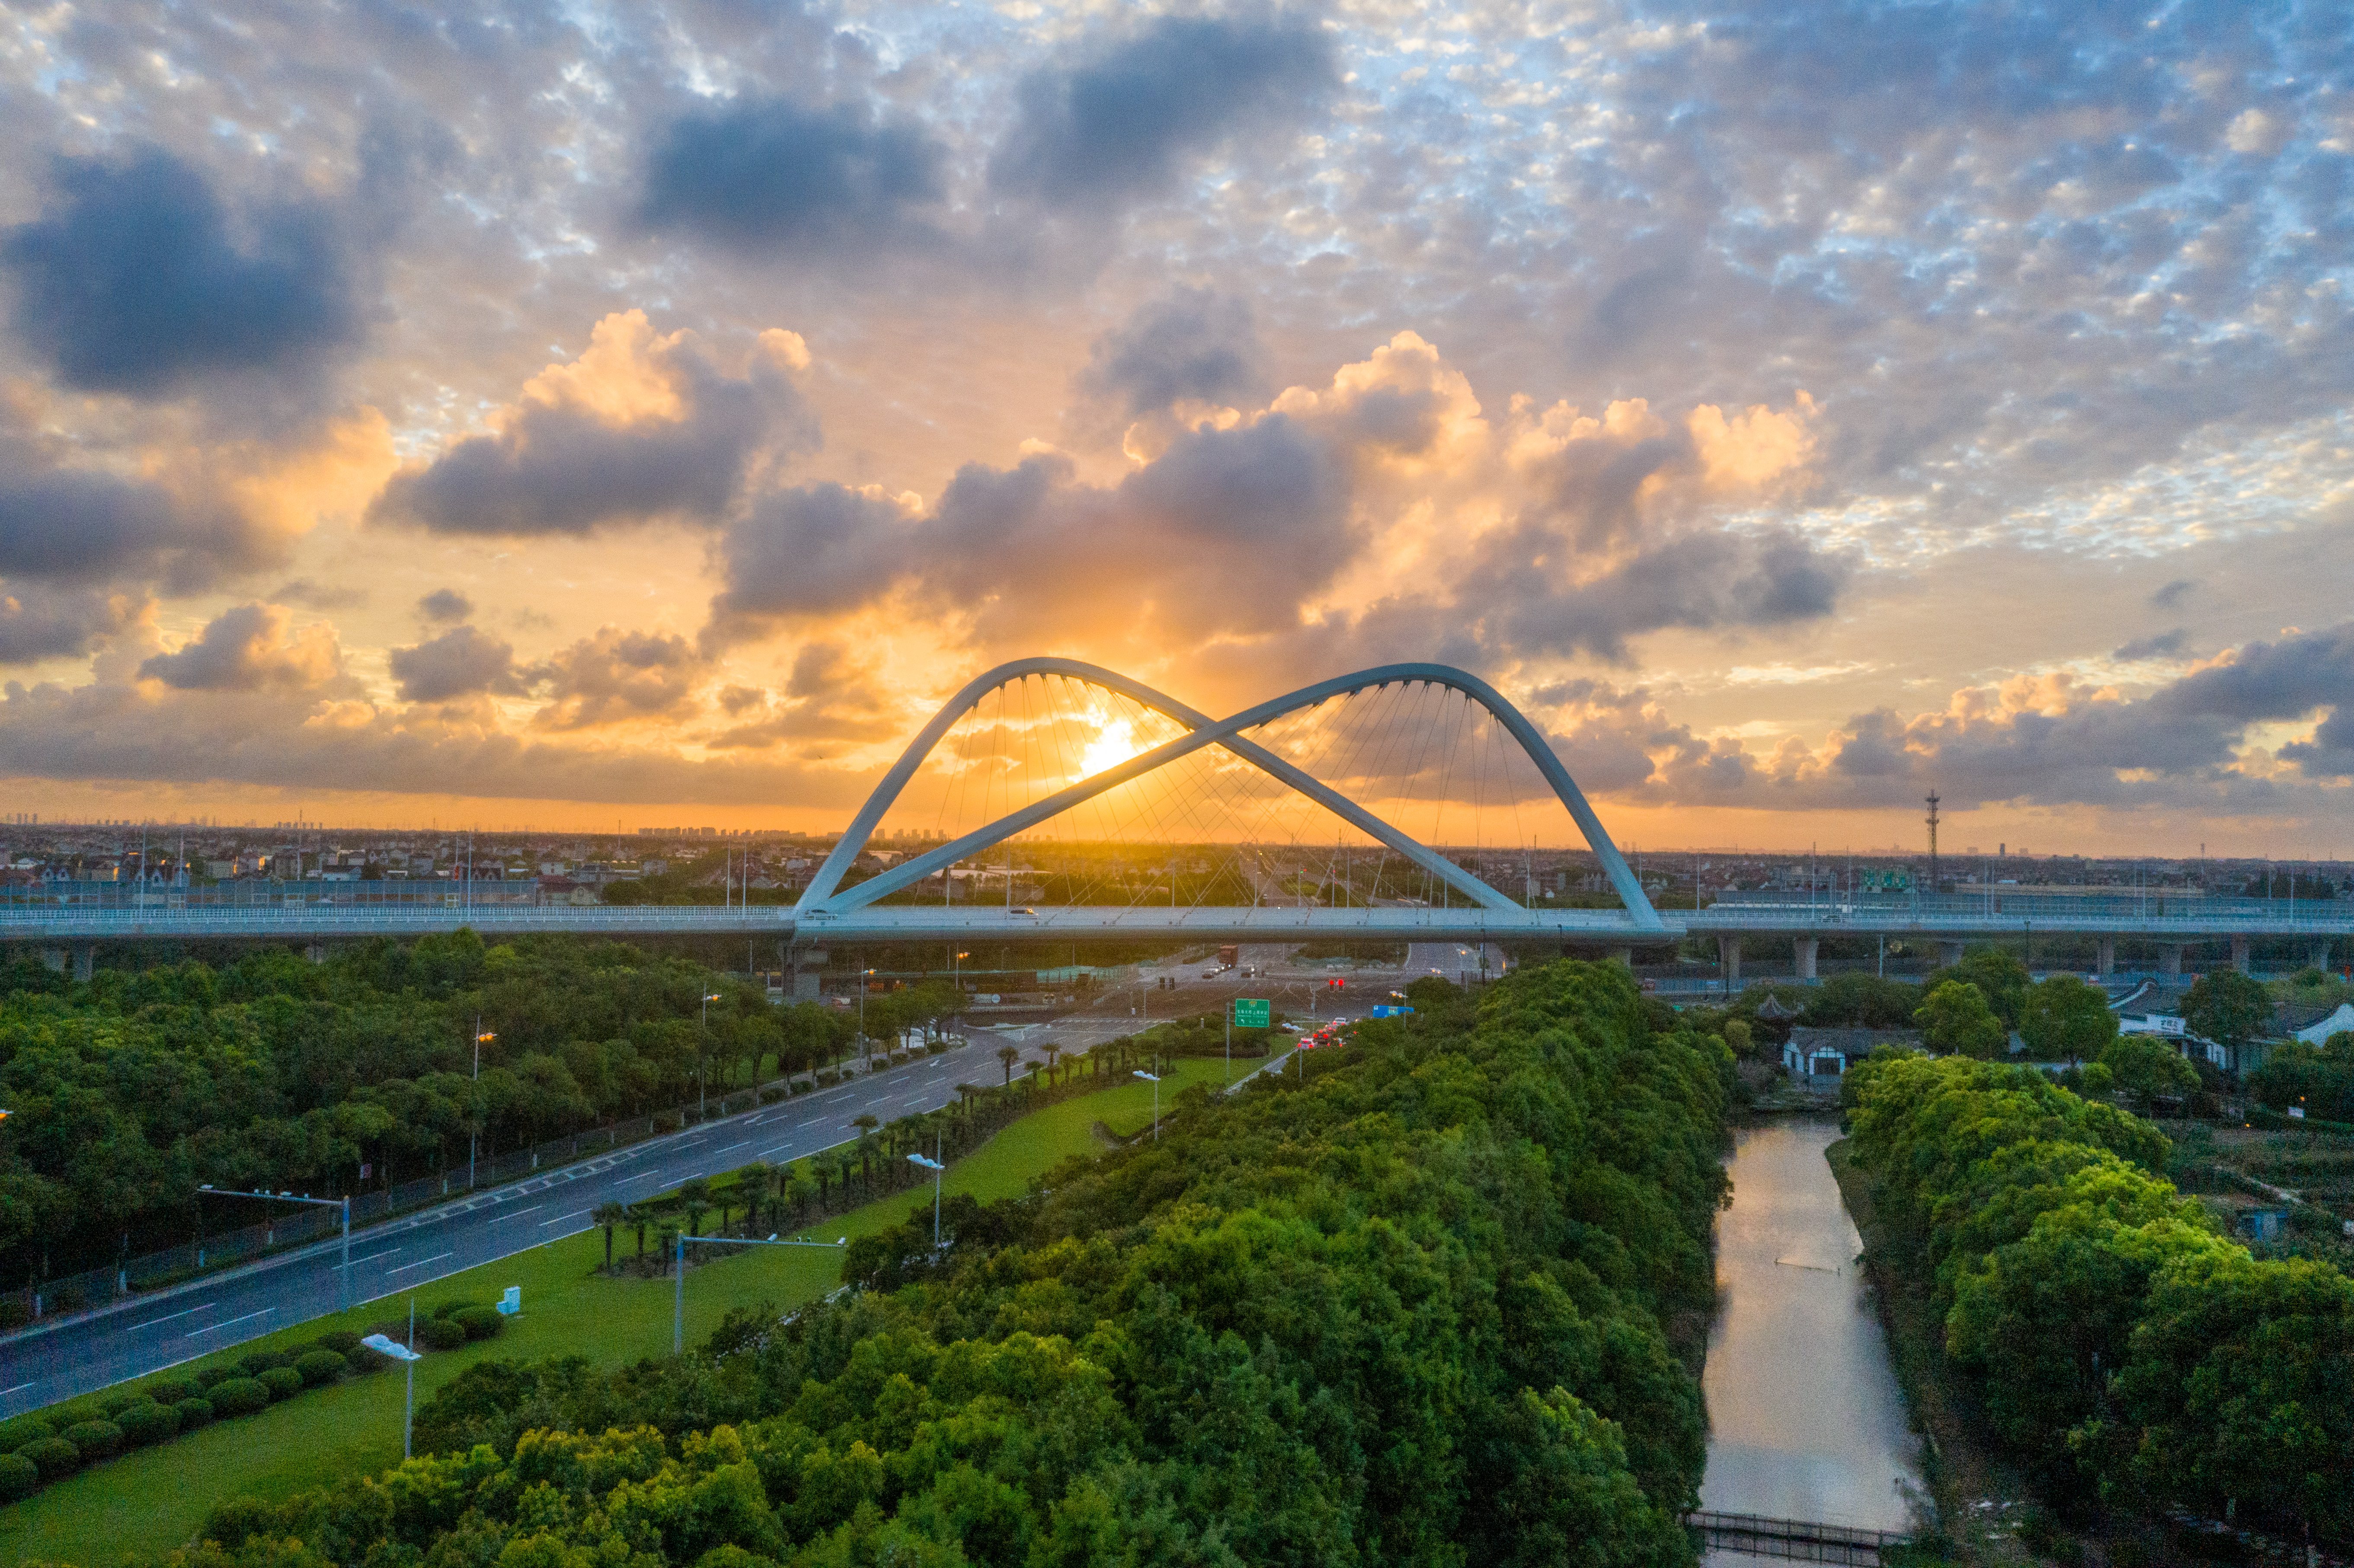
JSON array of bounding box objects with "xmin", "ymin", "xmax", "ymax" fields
[
  {"xmin": 699, "ymin": 993, "xmax": 720, "ymax": 1115},
  {"xmin": 856, "ymin": 970, "xmax": 875, "ymax": 1070},
  {"xmin": 1133, "ymin": 1069, "xmax": 1161, "ymax": 1141},
  {"xmin": 362, "ymin": 1307, "xmax": 423, "ymax": 1458},
  {"xmin": 908, "ymin": 1138, "xmax": 944, "ymax": 1248},
  {"xmin": 470, "ymin": 1025, "xmax": 495, "ymax": 1189}
]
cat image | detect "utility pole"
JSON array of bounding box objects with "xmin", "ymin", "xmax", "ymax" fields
[
  {"xmin": 1925, "ymin": 792, "xmax": 1941, "ymax": 895},
  {"xmin": 470, "ymin": 1022, "xmax": 493, "ymax": 1188}
]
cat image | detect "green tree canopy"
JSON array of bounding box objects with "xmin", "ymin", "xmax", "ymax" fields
[
  {"xmin": 2021, "ymin": 974, "xmax": 2120, "ymax": 1062},
  {"xmin": 1914, "ymin": 979, "xmax": 2008, "ymax": 1059},
  {"xmin": 2183, "ymin": 968, "xmax": 2273, "ymax": 1051}
]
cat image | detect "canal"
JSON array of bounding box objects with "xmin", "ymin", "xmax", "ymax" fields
[{"xmin": 1700, "ymin": 1114, "xmax": 1922, "ymax": 1533}]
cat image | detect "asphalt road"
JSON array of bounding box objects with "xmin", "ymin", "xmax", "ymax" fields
[
  {"xmin": 0, "ymin": 1035, "xmax": 1029, "ymax": 1418},
  {"xmin": 0, "ymin": 949, "xmax": 1416, "ymax": 1417}
]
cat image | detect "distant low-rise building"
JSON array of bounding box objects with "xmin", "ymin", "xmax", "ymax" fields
[{"xmin": 1783, "ymin": 1026, "xmax": 1922, "ymax": 1077}]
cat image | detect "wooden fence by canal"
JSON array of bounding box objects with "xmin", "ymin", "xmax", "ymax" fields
[{"xmin": 1686, "ymin": 1511, "xmax": 1911, "ymax": 1566}]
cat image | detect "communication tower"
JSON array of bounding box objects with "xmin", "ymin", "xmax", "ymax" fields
[{"xmin": 1925, "ymin": 792, "xmax": 1941, "ymax": 894}]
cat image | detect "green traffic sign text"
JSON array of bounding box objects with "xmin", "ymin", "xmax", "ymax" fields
[{"xmin": 1232, "ymin": 998, "xmax": 1272, "ymax": 1028}]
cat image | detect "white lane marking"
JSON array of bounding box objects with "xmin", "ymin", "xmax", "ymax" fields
[
  {"xmin": 0, "ymin": 1382, "xmax": 33, "ymax": 1396},
  {"xmin": 339, "ymin": 1249, "xmax": 403, "ymax": 1269},
  {"xmin": 127, "ymin": 1301, "xmax": 217, "ymax": 1330},
  {"xmin": 714, "ymin": 1140, "xmax": 750, "ymax": 1154},
  {"xmin": 188, "ymin": 1307, "xmax": 274, "ymax": 1337},
  {"xmin": 383, "ymin": 1252, "xmax": 454, "ymax": 1274},
  {"xmin": 619, "ymin": 1170, "xmax": 665, "ymax": 1184},
  {"xmin": 489, "ymin": 1205, "xmax": 544, "ymax": 1223},
  {"xmin": 540, "ymin": 1209, "xmax": 591, "ymax": 1227}
]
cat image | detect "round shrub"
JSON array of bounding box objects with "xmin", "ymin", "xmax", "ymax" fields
[
  {"xmin": 194, "ymin": 1365, "xmax": 236, "ymax": 1389},
  {"xmin": 207, "ymin": 1377, "xmax": 270, "ymax": 1417},
  {"xmin": 0, "ymin": 1416, "xmax": 52, "ymax": 1454},
  {"xmin": 143, "ymin": 1377, "xmax": 201, "ymax": 1406},
  {"xmin": 294, "ymin": 1350, "xmax": 346, "ymax": 1386},
  {"xmin": 413, "ymin": 1315, "xmax": 468, "ymax": 1351},
  {"xmin": 61, "ymin": 1420, "xmax": 121, "ymax": 1460},
  {"xmin": 258, "ymin": 1366, "xmax": 305, "ymax": 1400},
  {"xmin": 343, "ymin": 1344, "xmax": 388, "ymax": 1376},
  {"xmin": 311, "ymin": 1329, "xmax": 361, "ymax": 1356},
  {"xmin": 0, "ymin": 1451, "xmax": 36, "ymax": 1501},
  {"xmin": 17, "ymin": 1437, "xmax": 77, "ymax": 1483},
  {"xmin": 237, "ymin": 1350, "xmax": 289, "ymax": 1376},
  {"xmin": 450, "ymin": 1305, "xmax": 504, "ymax": 1342},
  {"xmin": 0, "ymin": 1297, "xmax": 30, "ymax": 1331},
  {"xmin": 113, "ymin": 1401, "xmax": 179, "ymax": 1447},
  {"xmin": 100, "ymin": 1390, "xmax": 150, "ymax": 1416},
  {"xmin": 174, "ymin": 1397, "xmax": 214, "ymax": 1431}
]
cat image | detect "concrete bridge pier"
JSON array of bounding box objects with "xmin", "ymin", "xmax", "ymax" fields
[
  {"xmin": 1794, "ymin": 938, "xmax": 1818, "ymax": 980},
  {"xmin": 2160, "ymin": 943, "xmax": 2184, "ymax": 977},
  {"xmin": 304, "ymin": 943, "xmax": 329, "ymax": 964},
  {"xmin": 2096, "ymin": 936, "xmax": 2115, "ymax": 976},
  {"xmin": 2311, "ymin": 939, "xmax": 2335, "ymax": 971},
  {"xmin": 39, "ymin": 948, "xmax": 65, "ymax": 974},
  {"xmin": 1937, "ymin": 940, "xmax": 1966, "ymax": 969},
  {"xmin": 1608, "ymin": 946, "xmax": 1633, "ymax": 968},
  {"xmin": 2232, "ymin": 935, "xmax": 2252, "ymax": 974},
  {"xmin": 1718, "ymin": 935, "xmax": 1742, "ymax": 990}
]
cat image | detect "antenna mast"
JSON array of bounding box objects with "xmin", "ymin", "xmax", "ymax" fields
[{"xmin": 1925, "ymin": 792, "xmax": 1941, "ymax": 895}]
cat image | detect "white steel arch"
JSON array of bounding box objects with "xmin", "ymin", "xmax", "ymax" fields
[{"xmin": 796, "ymin": 658, "xmax": 1664, "ymax": 932}]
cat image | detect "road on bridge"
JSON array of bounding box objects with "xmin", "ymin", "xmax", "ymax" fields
[{"xmin": 0, "ymin": 1035, "xmax": 1012, "ymax": 1418}]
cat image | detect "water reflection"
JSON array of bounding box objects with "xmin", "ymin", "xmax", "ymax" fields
[{"xmin": 1701, "ymin": 1115, "xmax": 1922, "ymax": 1532}]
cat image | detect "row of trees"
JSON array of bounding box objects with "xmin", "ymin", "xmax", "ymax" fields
[
  {"xmin": 1844, "ymin": 1054, "xmax": 2354, "ymax": 1545},
  {"xmin": 176, "ymin": 959, "xmax": 1735, "ymax": 1568},
  {"xmin": 0, "ymin": 934, "xmax": 875, "ymax": 1280}
]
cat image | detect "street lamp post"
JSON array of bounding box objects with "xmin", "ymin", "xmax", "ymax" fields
[
  {"xmin": 856, "ymin": 970, "xmax": 876, "ymax": 1069},
  {"xmin": 673, "ymin": 1231, "xmax": 847, "ymax": 1354},
  {"xmin": 200, "ymin": 1184, "xmax": 351, "ymax": 1311},
  {"xmin": 470, "ymin": 1025, "xmax": 495, "ymax": 1189},
  {"xmin": 361, "ymin": 1304, "xmax": 424, "ymax": 1459},
  {"xmin": 1133, "ymin": 1069, "xmax": 1161, "ymax": 1141},
  {"xmin": 908, "ymin": 1140, "xmax": 944, "ymax": 1249},
  {"xmin": 700, "ymin": 993, "xmax": 721, "ymax": 1116}
]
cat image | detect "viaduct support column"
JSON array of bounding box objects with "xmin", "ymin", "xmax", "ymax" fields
[
  {"xmin": 73, "ymin": 946, "xmax": 93, "ymax": 983},
  {"xmin": 2310, "ymin": 939, "xmax": 2335, "ymax": 972},
  {"xmin": 1608, "ymin": 947, "xmax": 1633, "ymax": 968},
  {"xmin": 1937, "ymin": 940, "xmax": 1966, "ymax": 969},
  {"xmin": 1718, "ymin": 935, "xmax": 1742, "ymax": 992},
  {"xmin": 39, "ymin": 948, "xmax": 65, "ymax": 974},
  {"xmin": 2096, "ymin": 936, "xmax": 2116, "ymax": 977},
  {"xmin": 2231, "ymin": 935, "xmax": 2252, "ymax": 975},
  {"xmin": 2159, "ymin": 943, "xmax": 2184, "ymax": 977},
  {"xmin": 304, "ymin": 942, "xmax": 329, "ymax": 965},
  {"xmin": 1794, "ymin": 938, "xmax": 1819, "ymax": 980}
]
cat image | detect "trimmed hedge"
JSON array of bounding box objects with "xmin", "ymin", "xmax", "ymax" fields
[
  {"xmin": 0, "ymin": 1416, "xmax": 50, "ymax": 1454},
  {"xmin": 258, "ymin": 1366, "xmax": 304, "ymax": 1400},
  {"xmin": 61, "ymin": 1420, "xmax": 120, "ymax": 1459},
  {"xmin": 114, "ymin": 1401, "xmax": 178, "ymax": 1446},
  {"xmin": 0, "ymin": 1453, "xmax": 35, "ymax": 1501},
  {"xmin": 144, "ymin": 1377, "xmax": 201, "ymax": 1405},
  {"xmin": 293, "ymin": 1350, "xmax": 346, "ymax": 1386},
  {"xmin": 310, "ymin": 1329, "xmax": 361, "ymax": 1355},
  {"xmin": 194, "ymin": 1365, "xmax": 236, "ymax": 1389},
  {"xmin": 413, "ymin": 1315, "xmax": 467, "ymax": 1351},
  {"xmin": 238, "ymin": 1351, "xmax": 288, "ymax": 1376},
  {"xmin": 174, "ymin": 1397, "xmax": 214, "ymax": 1431},
  {"xmin": 18, "ymin": 1437, "xmax": 77, "ymax": 1482},
  {"xmin": 449, "ymin": 1305, "xmax": 504, "ymax": 1342},
  {"xmin": 207, "ymin": 1377, "xmax": 270, "ymax": 1417}
]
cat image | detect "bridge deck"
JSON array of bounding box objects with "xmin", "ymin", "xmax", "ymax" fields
[{"xmin": 1685, "ymin": 1511, "xmax": 1911, "ymax": 1566}]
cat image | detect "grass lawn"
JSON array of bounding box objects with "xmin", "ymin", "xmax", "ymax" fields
[{"xmin": 0, "ymin": 1057, "xmax": 1236, "ymax": 1567}]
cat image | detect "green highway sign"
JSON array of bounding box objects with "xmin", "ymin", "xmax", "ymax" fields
[{"xmin": 1231, "ymin": 998, "xmax": 1271, "ymax": 1028}]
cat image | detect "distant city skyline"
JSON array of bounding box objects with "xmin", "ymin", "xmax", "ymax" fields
[{"xmin": 0, "ymin": 2, "xmax": 2348, "ymax": 856}]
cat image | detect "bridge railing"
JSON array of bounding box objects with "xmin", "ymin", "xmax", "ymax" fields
[{"xmin": 1684, "ymin": 1511, "xmax": 1910, "ymax": 1566}]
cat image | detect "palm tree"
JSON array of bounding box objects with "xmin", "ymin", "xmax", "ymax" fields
[
  {"xmin": 736, "ymin": 1162, "xmax": 773, "ymax": 1232},
  {"xmin": 679, "ymin": 1175, "xmax": 711, "ymax": 1238},
  {"xmin": 629, "ymin": 1204, "xmax": 648, "ymax": 1263},
  {"xmin": 1042, "ymin": 1043, "xmax": 1062, "ymax": 1085},
  {"xmin": 997, "ymin": 1044, "xmax": 1020, "ymax": 1086},
  {"xmin": 594, "ymin": 1201, "xmax": 626, "ymax": 1273}
]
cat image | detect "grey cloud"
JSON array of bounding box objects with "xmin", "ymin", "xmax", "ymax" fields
[
  {"xmin": 0, "ymin": 464, "xmax": 203, "ymax": 584},
  {"xmin": 2112, "ymin": 628, "xmax": 2188, "ymax": 661},
  {"xmin": 637, "ymin": 95, "xmax": 946, "ymax": 259},
  {"xmin": 418, "ymin": 588, "xmax": 473, "ymax": 623},
  {"xmin": 2151, "ymin": 580, "xmax": 2194, "ymax": 610},
  {"xmin": 530, "ymin": 626, "xmax": 703, "ymax": 728},
  {"xmin": 0, "ymin": 587, "xmax": 143, "ymax": 665},
  {"xmin": 387, "ymin": 624, "xmax": 523, "ymax": 703},
  {"xmin": 989, "ymin": 12, "xmax": 1335, "ymax": 209},
  {"xmin": 709, "ymin": 641, "xmax": 899, "ymax": 749},
  {"xmin": 1078, "ymin": 288, "xmax": 1266, "ymax": 415},
  {"xmin": 704, "ymin": 484, "xmax": 913, "ymax": 648},
  {"xmin": 2, "ymin": 147, "xmax": 362, "ymax": 397},
  {"xmin": 368, "ymin": 334, "xmax": 812, "ymax": 537},
  {"xmin": 137, "ymin": 603, "xmax": 341, "ymax": 691}
]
